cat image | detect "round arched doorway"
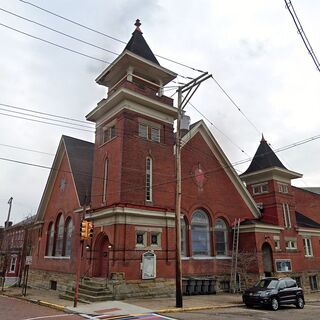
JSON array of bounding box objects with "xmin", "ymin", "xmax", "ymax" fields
[
  {"xmin": 262, "ymin": 242, "xmax": 273, "ymax": 277},
  {"xmin": 92, "ymin": 233, "xmax": 110, "ymax": 278}
]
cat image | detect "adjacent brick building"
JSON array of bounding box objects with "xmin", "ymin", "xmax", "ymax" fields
[{"xmin": 28, "ymin": 20, "xmax": 320, "ymax": 298}]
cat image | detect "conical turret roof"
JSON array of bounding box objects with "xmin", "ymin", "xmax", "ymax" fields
[
  {"xmin": 123, "ymin": 19, "xmax": 159, "ymax": 65},
  {"xmin": 242, "ymin": 136, "xmax": 286, "ymax": 175}
]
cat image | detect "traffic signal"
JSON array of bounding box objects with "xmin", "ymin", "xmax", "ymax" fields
[
  {"xmin": 80, "ymin": 220, "xmax": 89, "ymax": 240},
  {"xmin": 88, "ymin": 222, "xmax": 94, "ymax": 239}
]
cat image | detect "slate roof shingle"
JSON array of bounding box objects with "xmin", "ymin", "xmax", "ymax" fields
[
  {"xmin": 242, "ymin": 136, "xmax": 287, "ymax": 175},
  {"xmin": 296, "ymin": 211, "xmax": 320, "ymax": 229},
  {"xmin": 124, "ymin": 20, "xmax": 160, "ymax": 65},
  {"xmin": 63, "ymin": 136, "xmax": 94, "ymax": 205}
]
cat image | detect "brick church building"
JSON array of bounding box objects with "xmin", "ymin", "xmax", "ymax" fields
[{"xmin": 28, "ymin": 21, "xmax": 320, "ymax": 298}]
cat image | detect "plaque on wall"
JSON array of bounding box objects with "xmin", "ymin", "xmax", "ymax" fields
[{"xmin": 142, "ymin": 251, "xmax": 156, "ymax": 279}]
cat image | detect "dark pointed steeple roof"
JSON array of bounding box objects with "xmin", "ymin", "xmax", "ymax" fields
[
  {"xmin": 242, "ymin": 135, "xmax": 287, "ymax": 175},
  {"xmin": 123, "ymin": 19, "xmax": 160, "ymax": 65}
]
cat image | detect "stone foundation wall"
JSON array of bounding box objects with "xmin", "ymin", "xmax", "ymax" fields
[
  {"xmin": 274, "ymin": 271, "xmax": 320, "ymax": 293},
  {"xmin": 29, "ymin": 269, "xmax": 75, "ymax": 292}
]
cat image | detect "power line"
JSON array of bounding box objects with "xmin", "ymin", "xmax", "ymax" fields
[
  {"xmin": 0, "ymin": 143, "xmax": 55, "ymax": 156},
  {"xmin": 0, "ymin": 103, "xmax": 93, "ymax": 125},
  {"xmin": 0, "ymin": 22, "xmax": 110, "ymax": 64},
  {"xmin": 0, "ymin": 7, "xmax": 119, "ymax": 56},
  {"xmin": 284, "ymin": 0, "xmax": 320, "ymax": 72},
  {"xmin": 0, "ymin": 111, "xmax": 94, "ymax": 133},
  {"xmin": 210, "ymin": 76, "xmax": 262, "ymax": 136},
  {"xmin": 18, "ymin": 0, "xmax": 127, "ymax": 44},
  {"xmin": 1, "ymin": 132, "xmax": 319, "ymax": 199},
  {"xmin": 18, "ymin": 0, "xmax": 205, "ymax": 73},
  {"xmin": 0, "ymin": 107, "xmax": 94, "ymax": 129},
  {"xmin": 187, "ymin": 101, "xmax": 250, "ymax": 157}
]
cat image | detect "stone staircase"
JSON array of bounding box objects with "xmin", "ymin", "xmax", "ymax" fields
[{"xmin": 59, "ymin": 277, "xmax": 113, "ymax": 303}]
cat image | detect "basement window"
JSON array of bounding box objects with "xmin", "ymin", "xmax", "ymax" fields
[
  {"xmin": 275, "ymin": 259, "xmax": 292, "ymax": 272},
  {"xmin": 50, "ymin": 280, "xmax": 57, "ymax": 290}
]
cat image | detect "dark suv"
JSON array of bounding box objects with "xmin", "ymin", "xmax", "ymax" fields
[{"xmin": 242, "ymin": 277, "xmax": 304, "ymax": 311}]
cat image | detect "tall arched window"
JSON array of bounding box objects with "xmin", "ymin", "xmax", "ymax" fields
[
  {"xmin": 191, "ymin": 210, "xmax": 210, "ymax": 256},
  {"xmin": 181, "ymin": 217, "xmax": 187, "ymax": 256},
  {"xmin": 64, "ymin": 218, "xmax": 73, "ymax": 257},
  {"xmin": 102, "ymin": 158, "xmax": 108, "ymax": 203},
  {"xmin": 214, "ymin": 218, "xmax": 228, "ymax": 256},
  {"xmin": 46, "ymin": 222, "xmax": 54, "ymax": 256},
  {"xmin": 146, "ymin": 157, "xmax": 152, "ymax": 201},
  {"xmin": 55, "ymin": 214, "xmax": 64, "ymax": 256}
]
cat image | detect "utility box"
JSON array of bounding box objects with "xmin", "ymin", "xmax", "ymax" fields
[{"xmin": 142, "ymin": 251, "xmax": 156, "ymax": 279}]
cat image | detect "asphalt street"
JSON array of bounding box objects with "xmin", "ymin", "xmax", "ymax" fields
[
  {"xmin": 161, "ymin": 302, "xmax": 320, "ymax": 320},
  {"xmin": 0, "ymin": 295, "xmax": 82, "ymax": 320}
]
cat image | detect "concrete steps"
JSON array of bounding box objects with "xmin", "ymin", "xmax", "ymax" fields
[{"xmin": 59, "ymin": 278, "xmax": 113, "ymax": 303}]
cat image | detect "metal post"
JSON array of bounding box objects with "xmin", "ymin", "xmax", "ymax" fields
[
  {"xmin": 5, "ymin": 197, "xmax": 13, "ymax": 228},
  {"xmin": 175, "ymin": 87, "xmax": 183, "ymax": 308},
  {"xmin": 73, "ymin": 240, "xmax": 83, "ymax": 307},
  {"xmin": 74, "ymin": 200, "xmax": 86, "ymax": 308}
]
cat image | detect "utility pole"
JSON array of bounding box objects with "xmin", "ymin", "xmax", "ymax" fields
[
  {"xmin": 5, "ymin": 197, "xmax": 13, "ymax": 228},
  {"xmin": 175, "ymin": 72, "xmax": 211, "ymax": 308}
]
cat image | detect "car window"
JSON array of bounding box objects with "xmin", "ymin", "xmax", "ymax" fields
[
  {"xmin": 255, "ymin": 279, "xmax": 278, "ymax": 289},
  {"xmin": 285, "ymin": 279, "xmax": 297, "ymax": 288},
  {"xmin": 278, "ymin": 281, "xmax": 286, "ymax": 290}
]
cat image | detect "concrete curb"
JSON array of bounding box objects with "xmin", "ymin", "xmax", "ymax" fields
[
  {"xmin": 156, "ymin": 303, "xmax": 243, "ymax": 313},
  {"xmin": 38, "ymin": 300, "xmax": 66, "ymax": 312}
]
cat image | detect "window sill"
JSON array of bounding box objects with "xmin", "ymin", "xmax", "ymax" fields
[
  {"xmin": 99, "ymin": 136, "xmax": 117, "ymax": 148},
  {"xmin": 181, "ymin": 257, "xmax": 190, "ymax": 260},
  {"xmin": 44, "ymin": 256, "xmax": 71, "ymax": 260},
  {"xmin": 192, "ymin": 256, "xmax": 215, "ymax": 260},
  {"xmin": 213, "ymin": 256, "xmax": 232, "ymax": 260}
]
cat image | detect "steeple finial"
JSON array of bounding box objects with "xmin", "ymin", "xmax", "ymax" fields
[
  {"xmin": 261, "ymin": 134, "xmax": 266, "ymax": 142},
  {"xmin": 134, "ymin": 19, "xmax": 142, "ymax": 32}
]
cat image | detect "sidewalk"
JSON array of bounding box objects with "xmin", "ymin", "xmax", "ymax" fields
[{"xmin": 2, "ymin": 286, "xmax": 320, "ymax": 317}]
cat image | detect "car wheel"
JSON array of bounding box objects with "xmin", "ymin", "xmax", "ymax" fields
[
  {"xmin": 296, "ymin": 296, "xmax": 304, "ymax": 309},
  {"xmin": 271, "ymin": 298, "xmax": 279, "ymax": 311}
]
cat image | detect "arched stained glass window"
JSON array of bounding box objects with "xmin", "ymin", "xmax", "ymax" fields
[
  {"xmin": 191, "ymin": 210, "xmax": 210, "ymax": 256},
  {"xmin": 214, "ymin": 218, "xmax": 228, "ymax": 256},
  {"xmin": 46, "ymin": 222, "xmax": 54, "ymax": 256},
  {"xmin": 181, "ymin": 217, "xmax": 187, "ymax": 256},
  {"xmin": 64, "ymin": 218, "xmax": 73, "ymax": 257},
  {"xmin": 55, "ymin": 214, "xmax": 64, "ymax": 256}
]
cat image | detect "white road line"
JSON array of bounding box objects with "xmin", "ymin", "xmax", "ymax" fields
[{"xmin": 23, "ymin": 314, "xmax": 76, "ymax": 320}]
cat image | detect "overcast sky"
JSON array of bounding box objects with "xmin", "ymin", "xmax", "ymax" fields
[{"xmin": 1, "ymin": 0, "xmax": 320, "ymax": 224}]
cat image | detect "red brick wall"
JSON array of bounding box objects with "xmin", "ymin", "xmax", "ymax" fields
[
  {"xmin": 90, "ymin": 109, "xmax": 176, "ymax": 211},
  {"xmin": 31, "ymin": 152, "xmax": 82, "ymax": 275},
  {"xmin": 180, "ymin": 132, "xmax": 257, "ymax": 276}
]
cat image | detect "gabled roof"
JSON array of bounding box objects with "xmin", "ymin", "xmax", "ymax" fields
[
  {"xmin": 242, "ymin": 136, "xmax": 286, "ymax": 175},
  {"xmin": 124, "ymin": 19, "xmax": 159, "ymax": 65},
  {"xmin": 301, "ymin": 187, "xmax": 320, "ymax": 195},
  {"xmin": 6, "ymin": 215, "xmax": 35, "ymax": 230},
  {"xmin": 296, "ymin": 211, "xmax": 320, "ymax": 229},
  {"xmin": 62, "ymin": 136, "xmax": 94, "ymax": 205},
  {"xmin": 36, "ymin": 136, "xmax": 94, "ymax": 222},
  {"xmin": 181, "ymin": 120, "xmax": 261, "ymax": 218}
]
